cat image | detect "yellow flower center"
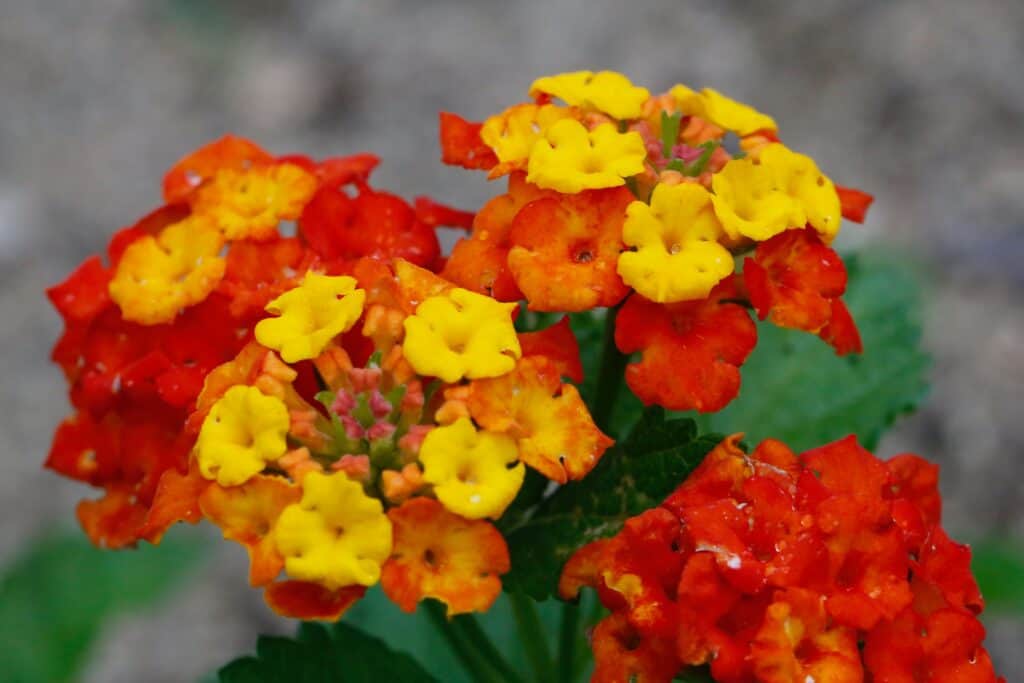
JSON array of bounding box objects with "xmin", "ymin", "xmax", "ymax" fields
[
  {"xmin": 196, "ymin": 385, "xmax": 290, "ymax": 487},
  {"xmin": 401, "ymin": 288, "xmax": 520, "ymax": 383},
  {"xmin": 254, "ymin": 273, "xmax": 366, "ymax": 363},
  {"xmin": 526, "ymin": 120, "xmax": 647, "ymax": 194},
  {"xmin": 618, "ymin": 183, "xmax": 735, "ymax": 302},
  {"xmin": 273, "ymin": 470, "xmax": 392, "ymax": 589},
  {"xmin": 108, "ymin": 215, "xmax": 225, "ymax": 325},
  {"xmin": 418, "ymin": 418, "xmax": 524, "ymax": 519}
]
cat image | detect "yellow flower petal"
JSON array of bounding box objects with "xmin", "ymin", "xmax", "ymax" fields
[
  {"xmin": 274, "ymin": 471, "xmax": 392, "ymax": 589},
  {"xmin": 196, "ymin": 385, "xmax": 290, "ymax": 487},
  {"xmin": 480, "ymin": 103, "xmax": 573, "ymax": 165},
  {"xmin": 254, "ymin": 273, "xmax": 366, "ymax": 363},
  {"xmin": 530, "ymin": 70, "xmax": 650, "ymax": 119},
  {"xmin": 108, "ymin": 215, "xmax": 225, "ymax": 325},
  {"xmin": 711, "ymin": 155, "xmax": 801, "ymax": 242},
  {"xmin": 670, "ymin": 84, "xmax": 777, "ymax": 136},
  {"xmin": 401, "ymin": 288, "xmax": 520, "ymax": 383},
  {"xmin": 526, "ymin": 120, "xmax": 646, "ymax": 194},
  {"xmin": 419, "ymin": 418, "xmax": 524, "ymax": 519},
  {"xmin": 759, "ymin": 144, "xmax": 842, "ymax": 240},
  {"xmin": 618, "ymin": 183, "xmax": 735, "ymax": 302}
]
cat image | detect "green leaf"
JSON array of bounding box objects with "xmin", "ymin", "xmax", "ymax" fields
[
  {"xmin": 660, "ymin": 111, "xmax": 682, "ymax": 158},
  {"xmin": 503, "ymin": 409, "xmax": 721, "ymax": 600},
  {"xmin": 692, "ymin": 252, "xmax": 930, "ymax": 451},
  {"xmin": 219, "ymin": 620, "xmax": 439, "ymax": 683},
  {"xmin": 0, "ymin": 529, "xmax": 206, "ymax": 683},
  {"xmin": 972, "ymin": 538, "xmax": 1024, "ymax": 614}
]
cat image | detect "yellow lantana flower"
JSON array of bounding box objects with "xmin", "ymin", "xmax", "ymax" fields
[
  {"xmin": 402, "ymin": 288, "xmax": 520, "ymax": 383},
  {"xmin": 526, "ymin": 120, "xmax": 646, "ymax": 194},
  {"xmin": 530, "ymin": 70, "xmax": 650, "ymax": 119},
  {"xmin": 710, "ymin": 155, "xmax": 801, "ymax": 242},
  {"xmin": 618, "ymin": 183, "xmax": 735, "ymax": 302},
  {"xmin": 273, "ymin": 471, "xmax": 392, "ymax": 589},
  {"xmin": 419, "ymin": 418, "xmax": 524, "ymax": 519},
  {"xmin": 711, "ymin": 143, "xmax": 842, "ymax": 242},
  {"xmin": 670, "ymin": 84, "xmax": 778, "ymax": 137},
  {"xmin": 480, "ymin": 103, "xmax": 573, "ymax": 165},
  {"xmin": 255, "ymin": 273, "xmax": 366, "ymax": 363},
  {"xmin": 196, "ymin": 385, "xmax": 290, "ymax": 487},
  {"xmin": 759, "ymin": 143, "xmax": 842, "ymax": 240},
  {"xmin": 192, "ymin": 163, "xmax": 317, "ymax": 240},
  {"xmin": 108, "ymin": 216, "xmax": 225, "ymax": 325}
]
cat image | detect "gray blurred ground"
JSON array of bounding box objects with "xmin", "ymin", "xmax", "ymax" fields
[{"xmin": 1, "ymin": 0, "xmax": 1022, "ymax": 680}]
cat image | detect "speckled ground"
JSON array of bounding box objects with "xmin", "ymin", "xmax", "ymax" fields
[{"xmin": 1, "ymin": 1, "xmax": 1021, "ymax": 680}]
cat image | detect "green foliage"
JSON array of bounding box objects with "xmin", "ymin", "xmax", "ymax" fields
[
  {"xmin": 218, "ymin": 620, "xmax": 438, "ymax": 683},
  {"xmin": 972, "ymin": 538, "xmax": 1024, "ymax": 614},
  {"xmin": 0, "ymin": 529, "xmax": 205, "ymax": 683},
  {"xmin": 502, "ymin": 409, "xmax": 721, "ymax": 600},
  {"xmin": 691, "ymin": 252, "xmax": 930, "ymax": 452}
]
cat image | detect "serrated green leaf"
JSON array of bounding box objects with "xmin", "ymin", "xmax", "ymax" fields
[
  {"xmin": 0, "ymin": 529, "xmax": 205, "ymax": 683},
  {"xmin": 691, "ymin": 252, "xmax": 930, "ymax": 451},
  {"xmin": 503, "ymin": 409, "xmax": 721, "ymax": 600},
  {"xmin": 972, "ymin": 538, "xmax": 1024, "ymax": 614},
  {"xmin": 218, "ymin": 620, "xmax": 438, "ymax": 683}
]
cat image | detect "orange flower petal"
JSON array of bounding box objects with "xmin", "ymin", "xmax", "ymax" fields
[
  {"xmin": 835, "ymin": 184, "xmax": 874, "ymax": 224},
  {"xmin": 439, "ymin": 112, "xmax": 498, "ymax": 171},
  {"xmin": 507, "ymin": 187, "xmax": 631, "ymax": 311},
  {"xmin": 76, "ymin": 486, "xmax": 148, "ymax": 549},
  {"xmin": 468, "ymin": 356, "xmax": 612, "ymax": 483},
  {"xmin": 381, "ymin": 497, "xmax": 509, "ymax": 615},
  {"xmin": 263, "ymin": 580, "xmax": 366, "ymax": 621},
  {"xmin": 139, "ymin": 464, "xmax": 210, "ymax": 544},
  {"xmin": 615, "ymin": 280, "xmax": 757, "ymax": 413},
  {"xmin": 517, "ymin": 316, "xmax": 584, "ymax": 383},
  {"xmin": 162, "ymin": 135, "xmax": 273, "ymax": 204},
  {"xmin": 199, "ymin": 474, "xmax": 301, "ymax": 586},
  {"xmin": 591, "ymin": 613, "xmax": 680, "ymax": 683}
]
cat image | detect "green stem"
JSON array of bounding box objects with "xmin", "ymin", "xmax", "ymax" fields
[
  {"xmin": 508, "ymin": 591, "xmax": 555, "ymax": 683},
  {"xmin": 422, "ymin": 600, "xmax": 503, "ymax": 683},
  {"xmin": 454, "ymin": 612, "xmax": 526, "ymax": 683},
  {"xmin": 557, "ymin": 600, "xmax": 581, "ymax": 682},
  {"xmin": 589, "ymin": 304, "xmax": 629, "ymax": 433}
]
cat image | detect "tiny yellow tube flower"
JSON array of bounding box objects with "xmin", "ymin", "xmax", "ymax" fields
[
  {"xmin": 108, "ymin": 215, "xmax": 226, "ymax": 325},
  {"xmin": 530, "ymin": 70, "xmax": 650, "ymax": 120},
  {"xmin": 670, "ymin": 84, "xmax": 778, "ymax": 137},
  {"xmin": 527, "ymin": 120, "xmax": 647, "ymax": 194},
  {"xmin": 480, "ymin": 103, "xmax": 573, "ymax": 165},
  {"xmin": 273, "ymin": 470, "xmax": 393, "ymax": 589},
  {"xmin": 192, "ymin": 163, "xmax": 317, "ymax": 240},
  {"xmin": 402, "ymin": 288, "xmax": 520, "ymax": 383},
  {"xmin": 419, "ymin": 418, "xmax": 525, "ymax": 520},
  {"xmin": 711, "ymin": 156, "xmax": 801, "ymax": 242},
  {"xmin": 758, "ymin": 143, "xmax": 842, "ymax": 240},
  {"xmin": 196, "ymin": 385, "xmax": 290, "ymax": 487},
  {"xmin": 617, "ymin": 183, "xmax": 735, "ymax": 303},
  {"xmin": 255, "ymin": 273, "xmax": 366, "ymax": 363}
]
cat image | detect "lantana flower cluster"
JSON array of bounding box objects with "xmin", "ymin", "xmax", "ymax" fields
[
  {"xmin": 46, "ymin": 135, "xmax": 612, "ymax": 619},
  {"xmin": 561, "ymin": 435, "xmax": 1004, "ymax": 683},
  {"xmin": 440, "ymin": 70, "xmax": 873, "ymax": 411}
]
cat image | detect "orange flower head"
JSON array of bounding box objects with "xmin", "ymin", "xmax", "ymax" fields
[
  {"xmin": 381, "ymin": 498, "xmax": 509, "ymax": 616},
  {"xmin": 507, "ymin": 186, "xmax": 632, "ymax": 312}
]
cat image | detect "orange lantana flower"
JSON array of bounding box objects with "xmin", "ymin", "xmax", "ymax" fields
[
  {"xmin": 615, "ymin": 278, "xmax": 757, "ymax": 413},
  {"xmin": 467, "ymin": 356, "xmax": 612, "ymax": 483},
  {"xmin": 381, "ymin": 497, "xmax": 509, "ymax": 616},
  {"xmin": 198, "ymin": 474, "xmax": 301, "ymax": 586},
  {"xmin": 507, "ymin": 186, "xmax": 632, "ymax": 311}
]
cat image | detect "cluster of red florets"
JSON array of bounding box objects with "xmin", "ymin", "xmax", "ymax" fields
[
  {"xmin": 45, "ymin": 136, "xmax": 470, "ymax": 549},
  {"xmin": 561, "ymin": 435, "xmax": 1004, "ymax": 683}
]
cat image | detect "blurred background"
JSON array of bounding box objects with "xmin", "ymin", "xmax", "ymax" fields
[{"xmin": 1, "ymin": 0, "xmax": 1022, "ymax": 680}]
